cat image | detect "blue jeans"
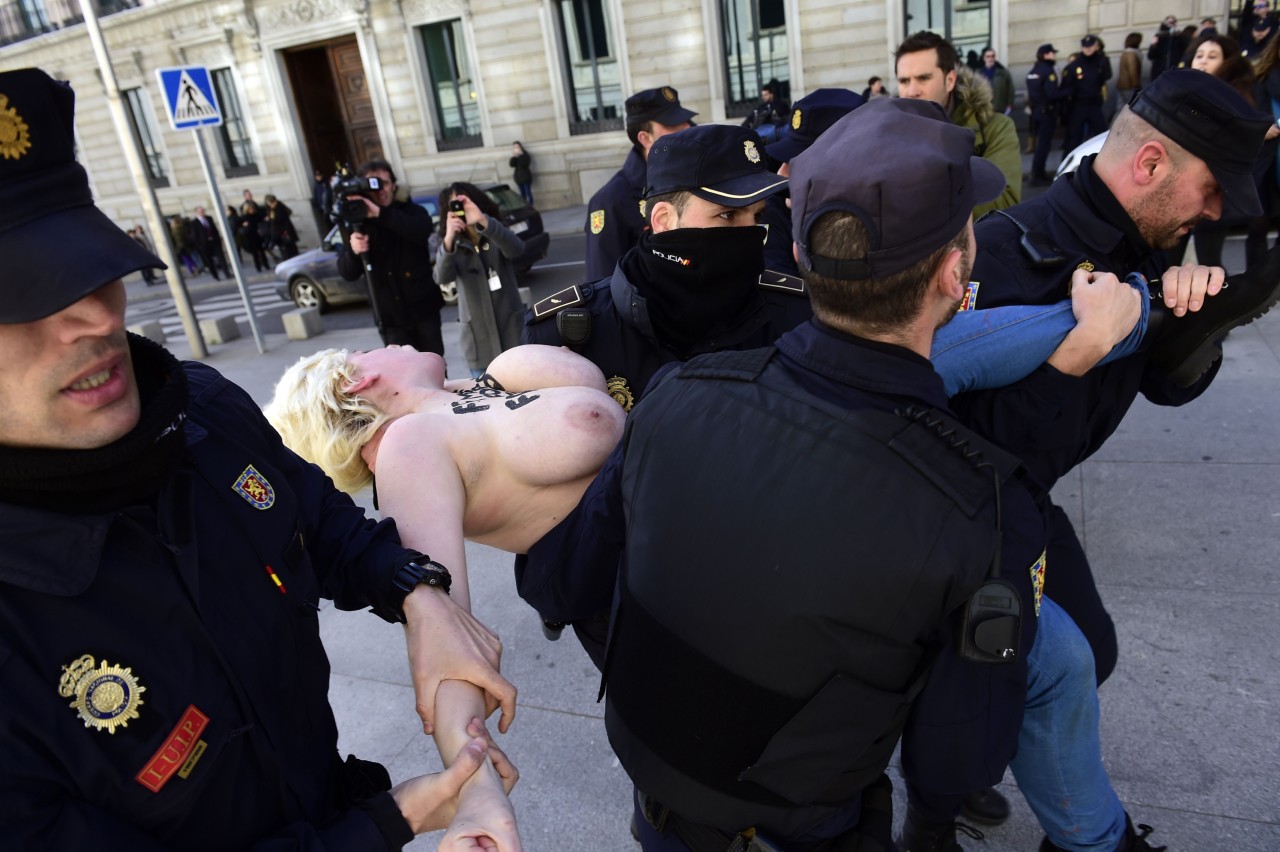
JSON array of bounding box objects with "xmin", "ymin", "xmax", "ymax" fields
[
  {"xmin": 932, "ymin": 274, "xmax": 1151, "ymax": 396},
  {"xmin": 1012, "ymin": 596, "xmax": 1127, "ymax": 851}
]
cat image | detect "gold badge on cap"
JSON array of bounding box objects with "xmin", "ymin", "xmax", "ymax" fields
[
  {"xmin": 0, "ymin": 93, "xmax": 32, "ymax": 161},
  {"xmin": 661, "ymin": 87, "xmax": 676, "ymax": 102},
  {"xmin": 744, "ymin": 139, "xmax": 761, "ymax": 165},
  {"xmin": 59, "ymin": 654, "xmax": 146, "ymax": 734},
  {"xmin": 590, "ymin": 209, "xmax": 606, "ymax": 235},
  {"xmin": 606, "ymin": 376, "xmax": 635, "ymax": 412},
  {"xmin": 791, "ymin": 109, "xmax": 802, "ymax": 131}
]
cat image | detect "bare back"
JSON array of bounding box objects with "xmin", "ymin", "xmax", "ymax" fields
[{"xmin": 376, "ymin": 378, "xmax": 624, "ymax": 554}]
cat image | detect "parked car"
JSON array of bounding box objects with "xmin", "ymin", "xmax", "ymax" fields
[
  {"xmin": 274, "ymin": 185, "xmax": 549, "ymax": 312},
  {"xmin": 1056, "ymin": 131, "xmax": 1107, "ymax": 180}
]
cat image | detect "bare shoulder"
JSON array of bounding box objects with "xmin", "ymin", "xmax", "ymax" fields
[{"xmin": 375, "ymin": 412, "xmax": 462, "ymax": 475}]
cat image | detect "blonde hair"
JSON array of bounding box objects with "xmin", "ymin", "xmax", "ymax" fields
[{"xmin": 264, "ymin": 348, "xmax": 390, "ymax": 493}]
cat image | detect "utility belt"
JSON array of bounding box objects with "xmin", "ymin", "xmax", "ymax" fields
[{"xmin": 638, "ymin": 774, "xmax": 894, "ymax": 852}]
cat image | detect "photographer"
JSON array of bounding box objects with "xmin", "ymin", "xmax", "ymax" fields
[{"xmin": 337, "ymin": 159, "xmax": 444, "ymax": 354}]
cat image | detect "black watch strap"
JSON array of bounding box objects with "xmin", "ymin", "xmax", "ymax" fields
[{"xmin": 392, "ymin": 559, "xmax": 452, "ymax": 596}]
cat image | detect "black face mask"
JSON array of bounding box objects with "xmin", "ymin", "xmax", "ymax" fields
[{"xmin": 623, "ymin": 225, "xmax": 767, "ymax": 354}]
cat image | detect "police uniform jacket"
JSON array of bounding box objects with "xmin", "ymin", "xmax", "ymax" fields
[
  {"xmin": 0, "ymin": 354, "xmax": 420, "ymax": 850},
  {"xmin": 520, "ymin": 257, "xmax": 811, "ymax": 412},
  {"xmin": 1026, "ymin": 59, "xmax": 1061, "ymax": 113},
  {"xmin": 953, "ymin": 157, "xmax": 1217, "ymax": 491},
  {"xmin": 1060, "ymin": 51, "xmax": 1112, "ymax": 103},
  {"xmin": 598, "ymin": 321, "xmax": 1044, "ymax": 840},
  {"xmin": 338, "ymin": 198, "xmax": 443, "ymax": 323},
  {"xmin": 583, "ymin": 147, "xmax": 648, "ymax": 282}
]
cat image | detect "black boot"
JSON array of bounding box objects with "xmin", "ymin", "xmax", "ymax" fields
[
  {"xmin": 896, "ymin": 805, "xmax": 984, "ymax": 852},
  {"xmin": 1039, "ymin": 814, "xmax": 1166, "ymax": 852},
  {"xmin": 1146, "ymin": 242, "xmax": 1280, "ymax": 386},
  {"xmin": 958, "ymin": 786, "xmax": 1010, "ymax": 825}
]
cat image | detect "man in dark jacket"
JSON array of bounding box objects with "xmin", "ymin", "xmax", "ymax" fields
[
  {"xmin": 1026, "ymin": 43, "xmax": 1063, "ymax": 185},
  {"xmin": 1147, "ymin": 15, "xmax": 1189, "ymax": 80},
  {"xmin": 0, "ymin": 68, "xmax": 519, "ymax": 851},
  {"xmin": 583, "ymin": 86, "xmax": 696, "ymax": 282},
  {"xmin": 1061, "ymin": 35, "xmax": 1113, "ymax": 153},
  {"xmin": 337, "ymin": 159, "xmax": 445, "ymax": 354}
]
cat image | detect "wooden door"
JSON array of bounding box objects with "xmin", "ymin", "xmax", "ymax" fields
[{"xmin": 329, "ymin": 39, "xmax": 383, "ymax": 167}]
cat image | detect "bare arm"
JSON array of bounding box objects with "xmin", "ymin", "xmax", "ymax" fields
[
  {"xmin": 377, "ymin": 420, "xmax": 522, "ymax": 850},
  {"xmin": 482, "ymin": 344, "xmax": 607, "ymax": 393}
]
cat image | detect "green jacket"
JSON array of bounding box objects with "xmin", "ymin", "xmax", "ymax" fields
[{"xmin": 950, "ymin": 67, "xmax": 1022, "ymax": 218}]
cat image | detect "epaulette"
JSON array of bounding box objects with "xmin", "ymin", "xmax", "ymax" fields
[
  {"xmin": 758, "ymin": 269, "xmax": 806, "ymax": 295},
  {"xmin": 529, "ymin": 284, "xmax": 589, "ymax": 323}
]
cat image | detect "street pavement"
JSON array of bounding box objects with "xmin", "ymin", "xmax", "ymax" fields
[{"xmin": 126, "ymin": 195, "xmax": 1280, "ymax": 851}]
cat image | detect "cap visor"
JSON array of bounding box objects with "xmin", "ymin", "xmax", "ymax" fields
[
  {"xmin": 691, "ymin": 173, "xmax": 789, "ymax": 207},
  {"xmin": 763, "ymin": 132, "xmax": 810, "ymax": 164},
  {"xmin": 970, "ymin": 156, "xmax": 1007, "ymax": 205},
  {"xmin": 652, "ymin": 105, "xmax": 698, "ymax": 127},
  {"xmin": 1211, "ymin": 166, "xmax": 1262, "ymax": 217},
  {"xmin": 1, "ymin": 205, "xmax": 165, "ymax": 323}
]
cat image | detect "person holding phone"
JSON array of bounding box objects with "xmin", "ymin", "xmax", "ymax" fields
[{"xmin": 435, "ymin": 183, "xmax": 525, "ymax": 378}]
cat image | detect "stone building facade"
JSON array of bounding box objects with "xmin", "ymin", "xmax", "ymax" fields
[{"xmin": 0, "ymin": 0, "xmax": 1234, "ymax": 245}]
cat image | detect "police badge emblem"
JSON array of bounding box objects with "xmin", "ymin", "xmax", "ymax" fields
[
  {"xmin": 0, "ymin": 92, "xmax": 32, "ymax": 160},
  {"xmin": 661, "ymin": 86, "xmax": 676, "ymax": 102},
  {"xmin": 233, "ymin": 464, "xmax": 275, "ymax": 509},
  {"xmin": 1076, "ymin": 260, "xmax": 1096, "ymax": 273},
  {"xmin": 590, "ymin": 209, "xmax": 605, "ymax": 235},
  {"xmin": 791, "ymin": 109, "xmax": 802, "ymax": 131},
  {"xmin": 1028, "ymin": 550, "xmax": 1046, "ymax": 616},
  {"xmin": 744, "ymin": 139, "xmax": 761, "ymax": 164},
  {"xmin": 606, "ymin": 376, "xmax": 635, "ymax": 412},
  {"xmin": 959, "ymin": 281, "xmax": 980, "ymax": 311},
  {"xmin": 59, "ymin": 654, "xmax": 146, "ymax": 734}
]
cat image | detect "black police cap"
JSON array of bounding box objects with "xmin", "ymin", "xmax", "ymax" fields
[
  {"xmin": 0, "ymin": 68, "xmax": 163, "ymax": 323},
  {"xmin": 1128, "ymin": 70, "xmax": 1271, "ymax": 216},
  {"xmin": 643, "ymin": 125, "xmax": 787, "ymax": 208},
  {"xmin": 625, "ymin": 87, "xmax": 697, "ymax": 135},
  {"xmin": 766, "ymin": 88, "xmax": 867, "ymax": 164}
]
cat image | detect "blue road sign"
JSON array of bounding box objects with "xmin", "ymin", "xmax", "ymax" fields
[{"xmin": 156, "ymin": 66, "xmax": 222, "ymax": 131}]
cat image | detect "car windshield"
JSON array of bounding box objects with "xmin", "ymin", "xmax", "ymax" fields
[{"xmin": 486, "ymin": 186, "xmax": 528, "ymax": 215}]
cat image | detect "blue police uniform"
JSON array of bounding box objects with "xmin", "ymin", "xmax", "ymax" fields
[
  {"xmin": 1060, "ymin": 50, "xmax": 1112, "ymax": 154},
  {"xmin": 584, "ymin": 147, "xmax": 649, "ymax": 282},
  {"xmin": 531, "ymin": 321, "xmax": 1043, "ymax": 849},
  {"xmin": 0, "ymin": 341, "xmax": 420, "ymax": 850},
  {"xmin": 952, "ymin": 158, "xmax": 1218, "ymax": 683},
  {"xmin": 1026, "ymin": 57, "xmax": 1062, "ymax": 182}
]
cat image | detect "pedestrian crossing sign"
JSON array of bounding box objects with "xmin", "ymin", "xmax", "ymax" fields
[{"xmin": 156, "ymin": 66, "xmax": 222, "ymax": 131}]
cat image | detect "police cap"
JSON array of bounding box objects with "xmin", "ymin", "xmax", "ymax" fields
[
  {"xmin": 1127, "ymin": 69, "xmax": 1271, "ymax": 216},
  {"xmin": 625, "ymin": 86, "xmax": 697, "ymax": 144},
  {"xmin": 1037, "ymin": 43, "xmax": 1058, "ymax": 59},
  {"xmin": 0, "ymin": 68, "xmax": 163, "ymax": 323},
  {"xmin": 1080, "ymin": 35, "xmax": 1100, "ymax": 47},
  {"xmin": 791, "ymin": 98, "xmax": 1004, "ymax": 280},
  {"xmin": 766, "ymin": 88, "xmax": 867, "ymax": 164},
  {"xmin": 643, "ymin": 124, "xmax": 788, "ymax": 208}
]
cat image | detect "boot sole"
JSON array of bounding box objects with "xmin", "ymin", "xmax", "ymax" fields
[{"xmin": 1159, "ymin": 257, "xmax": 1280, "ymax": 387}]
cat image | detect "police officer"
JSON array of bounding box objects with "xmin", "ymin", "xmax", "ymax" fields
[
  {"xmin": 0, "ymin": 68, "xmax": 518, "ymax": 850},
  {"xmin": 758, "ymin": 87, "xmax": 866, "ymax": 275},
  {"xmin": 1060, "ymin": 35, "xmax": 1113, "ymax": 154},
  {"xmin": 527, "ymin": 123, "xmax": 806, "ymax": 417},
  {"xmin": 583, "ymin": 86, "xmax": 696, "ymax": 282},
  {"xmin": 953, "ymin": 71, "xmax": 1279, "ymax": 689},
  {"xmin": 1026, "ymin": 43, "xmax": 1062, "ymax": 185}
]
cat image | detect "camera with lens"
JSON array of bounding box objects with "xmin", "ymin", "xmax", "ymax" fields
[
  {"xmin": 329, "ymin": 166, "xmax": 384, "ymax": 228},
  {"xmin": 448, "ymin": 199, "xmax": 465, "ymax": 218}
]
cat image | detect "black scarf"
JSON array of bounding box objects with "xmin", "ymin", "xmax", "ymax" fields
[
  {"xmin": 0, "ymin": 334, "xmax": 188, "ymax": 514},
  {"xmin": 622, "ymin": 226, "xmax": 766, "ymax": 355},
  {"xmin": 1072, "ymin": 157, "xmax": 1162, "ymax": 274}
]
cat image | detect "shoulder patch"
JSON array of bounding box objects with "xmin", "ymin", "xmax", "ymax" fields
[
  {"xmin": 531, "ymin": 284, "xmax": 586, "ymax": 321},
  {"xmin": 758, "ymin": 270, "xmax": 806, "ymax": 295},
  {"xmin": 959, "ymin": 280, "xmax": 980, "ymax": 311},
  {"xmin": 590, "ymin": 210, "xmax": 605, "ymax": 235}
]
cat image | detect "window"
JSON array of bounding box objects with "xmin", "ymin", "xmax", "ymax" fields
[
  {"xmin": 420, "ymin": 20, "xmax": 482, "ymax": 150},
  {"xmin": 122, "ymin": 87, "xmax": 168, "ymax": 188},
  {"xmin": 720, "ymin": 0, "xmax": 788, "ymax": 119},
  {"xmin": 212, "ymin": 68, "xmax": 258, "ymax": 177},
  {"xmin": 904, "ymin": 0, "xmax": 992, "ymax": 65},
  {"xmin": 553, "ymin": 0, "xmax": 623, "ymax": 135}
]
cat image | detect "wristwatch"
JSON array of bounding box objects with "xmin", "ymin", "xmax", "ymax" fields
[{"xmin": 392, "ymin": 558, "xmax": 452, "ymax": 596}]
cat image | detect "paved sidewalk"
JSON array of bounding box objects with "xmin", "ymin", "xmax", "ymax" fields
[{"xmin": 150, "ymin": 214, "xmax": 1280, "ymax": 852}]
